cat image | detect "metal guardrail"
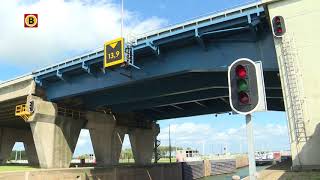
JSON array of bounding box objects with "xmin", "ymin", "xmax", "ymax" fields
[
  {"xmin": 57, "ymin": 107, "xmax": 85, "ymax": 120},
  {"xmin": 134, "ymin": 0, "xmax": 262, "ymax": 43},
  {"xmin": 0, "ymin": 73, "xmax": 33, "ymax": 87}
]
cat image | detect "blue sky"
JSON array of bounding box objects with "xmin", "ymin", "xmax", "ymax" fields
[{"xmin": 1, "ymin": 0, "xmax": 289, "ymax": 156}]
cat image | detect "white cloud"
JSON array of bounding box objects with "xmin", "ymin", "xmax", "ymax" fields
[
  {"xmin": 0, "ymin": 0, "xmax": 167, "ymax": 69},
  {"xmin": 158, "ymin": 121, "xmax": 289, "ymax": 154}
]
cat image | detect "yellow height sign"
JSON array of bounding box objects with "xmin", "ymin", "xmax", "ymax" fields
[{"xmin": 104, "ymin": 37, "xmax": 125, "ymax": 68}]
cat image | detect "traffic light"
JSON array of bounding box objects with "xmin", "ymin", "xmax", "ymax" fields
[
  {"xmin": 28, "ymin": 100, "xmax": 35, "ymax": 113},
  {"xmin": 272, "ymin": 16, "xmax": 286, "ymax": 37},
  {"xmin": 228, "ymin": 58, "xmax": 260, "ymax": 115}
]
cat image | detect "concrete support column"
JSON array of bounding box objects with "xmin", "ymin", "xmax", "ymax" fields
[
  {"xmin": 23, "ymin": 130, "xmax": 39, "ymax": 166},
  {"xmin": 27, "ymin": 96, "xmax": 85, "ymax": 168},
  {"xmin": 86, "ymin": 112, "xmax": 125, "ymax": 166},
  {"xmin": 0, "ymin": 127, "xmax": 39, "ymax": 165},
  {"xmin": 0, "ymin": 128, "xmax": 16, "ymax": 164},
  {"xmin": 129, "ymin": 123, "xmax": 160, "ymax": 165}
]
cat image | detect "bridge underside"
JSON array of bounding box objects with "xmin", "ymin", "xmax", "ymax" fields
[
  {"xmin": 0, "ymin": 71, "xmax": 284, "ymax": 129},
  {"xmin": 56, "ymin": 70, "xmax": 284, "ymax": 122},
  {"xmin": 0, "ymin": 97, "xmax": 28, "ymax": 129}
]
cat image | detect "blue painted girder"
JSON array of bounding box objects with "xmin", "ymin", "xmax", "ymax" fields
[
  {"xmin": 34, "ymin": 4, "xmax": 266, "ymax": 90},
  {"xmin": 31, "ymin": 5, "xmax": 285, "ymax": 120},
  {"xmin": 41, "ymin": 28, "xmax": 278, "ymax": 102}
]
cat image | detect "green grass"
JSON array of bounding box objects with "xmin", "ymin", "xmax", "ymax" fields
[{"xmin": 0, "ymin": 165, "xmax": 38, "ymax": 172}]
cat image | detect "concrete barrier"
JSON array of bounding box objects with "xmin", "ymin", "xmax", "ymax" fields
[
  {"xmin": 0, "ymin": 163, "xmax": 182, "ymax": 180},
  {"xmin": 203, "ymin": 160, "xmax": 211, "ymax": 177},
  {"xmin": 235, "ymin": 155, "xmax": 249, "ymax": 168},
  {"xmin": 210, "ymin": 159, "xmax": 236, "ymax": 175},
  {"xmin": 182, "ymin": 161, "xmax": 205, "ymax": 180},
  {"xmin": 0, "ymin": 159, "xmax": 247, "ymax": 180}
]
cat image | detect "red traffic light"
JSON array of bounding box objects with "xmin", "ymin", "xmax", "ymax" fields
[
  {"xmin": 275, "ymin": 16, "xmax": 281, "ymax": 24},
  {"xmin": 236, "ymin": 65, "xmax": 247, "ymax": 79},
  {"xmin": 272, "ymin": 16, "xmax": 286, "ymax": 37},
  {"xmin": 239, "ymin": 92, "xmax": 249, "ymax": 104}
]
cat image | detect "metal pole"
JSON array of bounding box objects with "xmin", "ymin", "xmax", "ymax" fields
[
  {"xmin": 169, "ymin": 124, "xmax": 172, "ymax": 163},
  {"xmin": 154, "ymin": 137, "xmax": 158, "ymax": 164},
  {"xmin": 246, "ymin": 114, "xmax": 257, "ymax": 180},
  {"xmin": 121, "ymin": 0, "xmax": 124, "ymax": 37}
]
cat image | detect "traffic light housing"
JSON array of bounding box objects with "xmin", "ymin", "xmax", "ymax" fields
[
  {"xmin": 272, "ymin": 16, "xmax": 286, "ymax": 37},
  {"xmin": 228, "ymin": 58, "xmax": 260, "ymax": 115},
  {"xmin": 28, "ymin": 100, "xmax": 35, "ymax": 113}
]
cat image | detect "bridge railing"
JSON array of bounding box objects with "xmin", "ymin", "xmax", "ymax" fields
[{"xmin": 133, "ymin": 0, "xmax": 262, "ymax": 44}]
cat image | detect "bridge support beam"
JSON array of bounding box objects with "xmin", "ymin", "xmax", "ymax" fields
[
  {"xmin": 129, "ymin": 123, "xmax": 160, "ymax": 165},
  {"xmin": 27, "ymin": 96, "xmax": 85, "ymax": 168},
  {"xmin": 86, "ymin": 112, "xmax": 125, "ymax": 166}
]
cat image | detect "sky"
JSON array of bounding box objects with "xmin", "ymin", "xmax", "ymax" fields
[{"xmin": 0, "ymin": 0, "xmax": 290, "ymax": 156}]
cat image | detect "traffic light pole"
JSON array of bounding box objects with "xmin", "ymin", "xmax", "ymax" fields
[{"xmin": 246, "ymin": 114, "xmax": 257, "ymax": 180}]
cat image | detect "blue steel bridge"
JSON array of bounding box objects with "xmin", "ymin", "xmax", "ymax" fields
[{"xmin": 2, "ymin": 2, "xmax": 283, "ymax": 129}]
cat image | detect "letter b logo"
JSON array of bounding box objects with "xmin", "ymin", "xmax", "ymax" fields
[{"xmin": 24, "ymin": 14, "xmax": 38, "ymax": 28}]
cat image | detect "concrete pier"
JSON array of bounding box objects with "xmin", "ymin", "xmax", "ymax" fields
[
  {"xmin": 86, "ymin": 112, "xmax": 125, "ymax": 166},
  {"xmin": 129, "ymin": 123, "xmax": 160, "ymax": 165},
  {"xmin": 86, "ymin": 111, "xmax": 161, "ymax": 166},
  {"xmin": 0, "ymin": 128, "xmax": 17, "ymax": 164},
  {"xmin": 22, "ymin": 130, "xmax": 39, "ymax": 165},
  {"xmin": 28, "ymin": 96, "xmax": 85, "ymax": 168}
]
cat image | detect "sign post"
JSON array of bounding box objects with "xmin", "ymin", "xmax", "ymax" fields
[
  {"xmin": 246, "ymin": 114, "xmax": 257, "ymax": 180},
  {"xmin": 228, "ymin": 58, "xmax": 267, "ymax": 180}
]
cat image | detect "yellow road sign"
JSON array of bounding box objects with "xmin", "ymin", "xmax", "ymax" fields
[{"xmin": 104, "ymin": 37, "xmax": 125, "ymax": 68}]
